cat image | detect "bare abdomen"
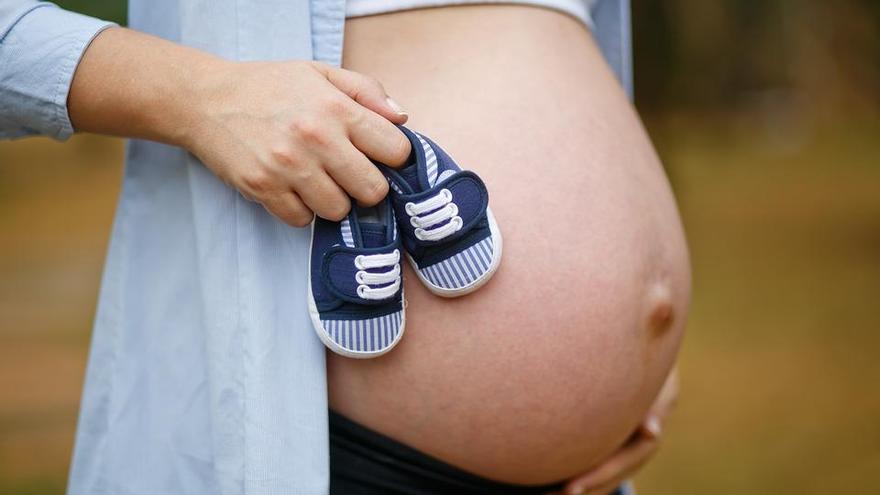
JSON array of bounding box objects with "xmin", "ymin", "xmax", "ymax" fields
[{"xmin": 328, "ymin": 5, "xmax": 690, "ymax": 484}]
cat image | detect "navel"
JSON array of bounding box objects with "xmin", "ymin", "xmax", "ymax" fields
[{"xmin": 646, "ymin": 282, "xmax": 675, "ymax": 334}]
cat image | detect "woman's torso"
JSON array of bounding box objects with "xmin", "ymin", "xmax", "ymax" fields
[{"xmin": 329, "ymin": 4, "xmax": 690, "ymax": 485}]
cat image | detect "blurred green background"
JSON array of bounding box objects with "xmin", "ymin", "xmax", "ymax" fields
[{"xmin": 1, "ymin": 1, "xmax": 878, "ymax": 494}]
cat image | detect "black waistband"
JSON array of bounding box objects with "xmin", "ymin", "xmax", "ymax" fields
[{"xmin": 329, "ymin": 410, "xmax": 566, "ymax": 495}]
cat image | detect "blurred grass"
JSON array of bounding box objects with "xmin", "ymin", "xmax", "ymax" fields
[
  {"xmin": 0, "ymin": 136, "xmax": 123, "ymax": 495},
  {"xmin": 636, "ymin": 116, "xmax": 880, "ymax": 493},
  {"xmin": 1, "ymin": 116, "xmax": 878, "ymax": 493}
]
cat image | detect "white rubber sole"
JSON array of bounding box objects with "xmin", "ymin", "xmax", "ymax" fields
[
  {"xmin": 307, "ymin": 220, "xmax": 406, "ymax": 359},
  {"xmin": 408, "ymin": 207, "xmax": 504, "ymax": 298}
]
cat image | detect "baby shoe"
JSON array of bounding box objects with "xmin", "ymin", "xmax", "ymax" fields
[
  {"xmin": 380, "ymin": 126, "xmax": 503, "ymax": 297},
  {"xmin": 308, "ymin": 198, "xmax": 405, "ymax": 358}
]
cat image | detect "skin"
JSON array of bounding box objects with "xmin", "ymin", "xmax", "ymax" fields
[
  {"xmin": 65, "ymin": 8, "xmax": 685, "ymax": 492},
  {"xmin": 557, "ymin": 369, "xmax": 679, "ymax": 495},
  {"xmin": 69, "ymin": 27, "xmax": 412, "ymax": 225},
  {"xmin": 330, "ymin": 4, "xmax": 691, "ymax": 488}
]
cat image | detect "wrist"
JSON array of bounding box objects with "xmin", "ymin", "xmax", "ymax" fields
[{"xmin": 154, "ymin": 53, "xmax": 232, "ymax": 151}]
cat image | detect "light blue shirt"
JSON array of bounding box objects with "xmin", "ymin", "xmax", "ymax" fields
[{"xmin": 0, "ymin": 1, "xmax": 631, "ymax": 494}]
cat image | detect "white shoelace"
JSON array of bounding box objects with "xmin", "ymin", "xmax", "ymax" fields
[
  {"xmin": 354, "ymin": 249, "xmax": 401, "ymax": 300},
  {"xmin": 404, "ymin": 189, "xmax": 463, "ymax": 242}
]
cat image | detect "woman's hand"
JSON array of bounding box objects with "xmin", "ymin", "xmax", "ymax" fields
[
  {"xmin": 187, "ymin": 60, "xmax": 411, "ymax": 226},
  {"xmin": 555, "ymin": 368, "xmax": 680, "ymax": 495},
  {"xmin": 69, "ymin": 28, "xmax": 411, "ymax": 227}
]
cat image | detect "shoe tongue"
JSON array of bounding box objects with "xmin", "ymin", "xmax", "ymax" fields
[
  {"xmin": 397, "ymin": 163, "xmax": 423, "ymax": 191},
  {"xmin": 359, "ymin": 223, "xmax": 388, "ymax": 248}
]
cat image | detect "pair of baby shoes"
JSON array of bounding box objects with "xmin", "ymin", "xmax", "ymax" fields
[{"xmin": 307, "ymin": 126, "xmax": 503, "ymax": 358}]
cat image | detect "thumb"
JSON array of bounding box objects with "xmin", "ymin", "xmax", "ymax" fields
[{"xmin": 322, "ymin": 66, "xmax": 409, "ymax": 124}]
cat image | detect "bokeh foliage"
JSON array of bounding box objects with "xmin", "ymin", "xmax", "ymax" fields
[
  {"xmin": 634, "ymin": 0, "xmax": 880, "ymax": 118},
  {"xmin": 53, "ymin": 0, "xmax": 126, "ymax": 25}
]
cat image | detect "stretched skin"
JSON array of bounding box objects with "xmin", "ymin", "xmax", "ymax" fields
[{"xmin": 327, "ymin": 5, "xmax": 691, "ymax": 485}]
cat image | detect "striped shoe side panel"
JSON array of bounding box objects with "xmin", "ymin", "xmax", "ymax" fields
[
  {"xmin": 436, "ymin": 169, "xmax": 456, "ymax": 184},
  {"xmin": 340, "ymin": 218, "xmax": 355, "ymax": 247},
  {"xmin": 419, "ymin": 236, "xmax": 494, "ymax": 289},
  {"xmin": 322, "ymin": 311, "xmax": 403, "ymax": 353},
  {"xmin": 388, "ymin": 180, "xmax": 404, "ymax": 195},
  {"xmin": 415, "ymin": 133, "xmax": 439, "ymax": 187}
]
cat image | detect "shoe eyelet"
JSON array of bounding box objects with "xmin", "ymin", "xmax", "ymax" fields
[
  {"xmin": 448, "ymin": 203, "xmax": 459, "ymax": 216},
  {"xmin": 354, "ymin": 255, "xmax": 365, "ymax": 270},
  {"xmin": 404, "ymin": 202, "xmax": 416, "ymax": 216},
  {"xmin": 441, "ymin": 189, "xmax": 453, "ymax": 201},
  {"xmin": 355, "ymin": 270, "xmax": 367, "ymax": 284},
  {"xmin": 410, "ymin": 216, "xmax": 421, "ymax": 228},
  {"xmin": 414, "ymin": 228, "xmax": 426, "ymax": 241},
  {"xmin": 356, "ymin": 285, "xmax": 368, "ymax": 298}
]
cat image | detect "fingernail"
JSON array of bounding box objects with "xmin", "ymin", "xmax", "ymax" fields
[
  {"xmin": 566, "ymin": 486, "xmax": 585, "ymax": 495},
  {"xmin": 386, "ymin": 96, "xmax": 407, "ymax": 116},
  {"xmin": 644, "ymin": 415, "xmax": 662, "ymax": 438}
]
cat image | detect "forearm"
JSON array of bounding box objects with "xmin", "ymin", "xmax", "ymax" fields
[
  {"xmin": 68, "ymin": 27, "xmax": 222, "ymax": 149},
  {"xmin": 63, "ymin": 22, "xmax": 410, "ymax": 227}
]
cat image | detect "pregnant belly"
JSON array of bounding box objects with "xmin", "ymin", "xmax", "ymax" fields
[{"xmin": 329, "ymin": 5, "xmax": 691, "ymax": 485}]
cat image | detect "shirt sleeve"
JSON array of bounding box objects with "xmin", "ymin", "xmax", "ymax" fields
[{"xmin": 0, "ymin": 2, "xmax": 116, "ymax": 140}]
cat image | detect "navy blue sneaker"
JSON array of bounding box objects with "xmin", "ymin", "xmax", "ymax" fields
[
  {"xmin": 308, "ymin": 198, "xmax": 405, "ymax": 358},
  {"xmin": 381, "ymin": 126, "xmax": 503, "ymax": 297}
]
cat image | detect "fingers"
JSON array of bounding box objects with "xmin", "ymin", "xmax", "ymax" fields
[
  {"xmin": 315, "ymin": 64, "xmax": 412, "ymax": 167},
  {"xmin": 563, "ymin": 434, "xmax": 659, "ymax": 495},
  {"xmin": 564, "ymin": 367, "xmax": 680, "ymax": 495},
  {"xmin": 638, "ymin": 367, "xmax": 678, "ymax": 440},
  {"xmin": 640, "ymin": 414, "xmax": 663, "ymax": 440},
  {"xmin": 250, "ymin": 122, "xmax": 387, "ymax": 223},
  {"xmin": 322, "ymin": 65, "xmax": 409, "ymax": 124},
  {"xmin": 248, "ymin": 170, "xmax": 352, "ymax": 225},
  {"xmin": 324, "ymin": 143, "xmax": 390, "ymax": 206},
  {"xmin": 259, "ymin": 191, "xmax": 314, "ymax": 227},
  {"xmin": 628, "ymin": 367, "xmax": 678, "ymax": 449},
  {"xmin": 347, "ymin": 106, "xmax": 412, "ymax": 167},
  {"xmin": 651, "ymin": 367, "xmax": 680, "ymax": 420},
  {"xmin": 291, "ymin": 170, "xmax": 351, "ymax": 222},
  {"xmin": 245, "ymin": 62, "xmax": 411, "ymax": 225}
]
